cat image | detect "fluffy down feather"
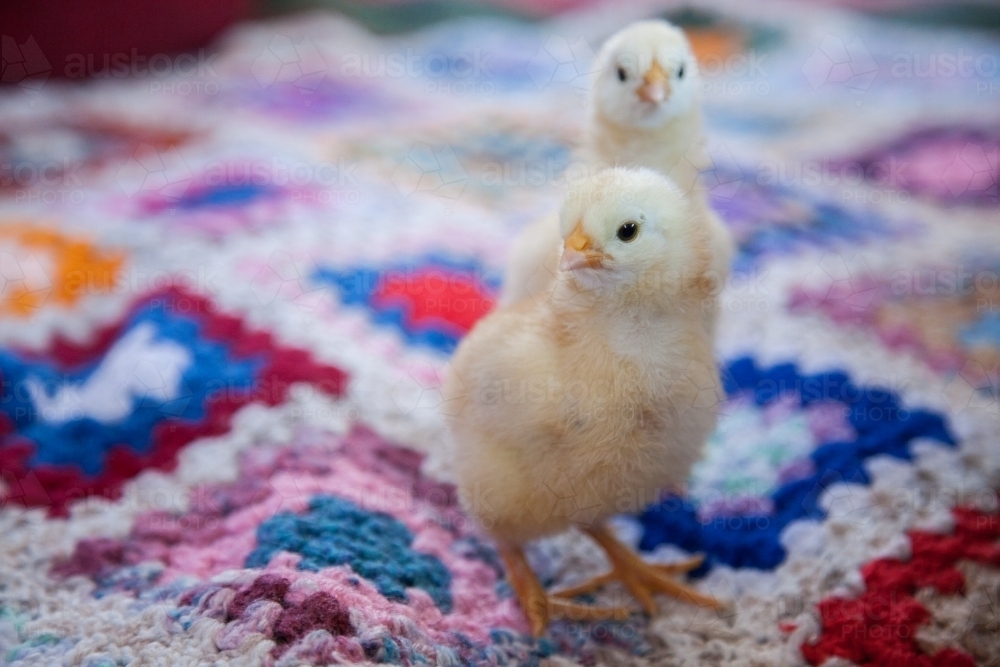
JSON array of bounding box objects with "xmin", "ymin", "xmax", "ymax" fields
[
  {"xmin": 445, "ymin": 167, "xmax": 721, "ymax": 545},
  {"xmin": 501, "ymin": 20, "xmax": 733, "ymax": 333}
]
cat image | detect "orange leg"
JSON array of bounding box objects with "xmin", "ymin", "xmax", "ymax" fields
[
  {"xmin": 553, "ymin": 554, "xmax": 705, "ymax": 599},
  {"xmin": 497, "ymin": 543, "xmax": 630, "ymax": 638},
  {"xmin": 551, "ymin": 524, "xmax": 724, "ymax": 615}
]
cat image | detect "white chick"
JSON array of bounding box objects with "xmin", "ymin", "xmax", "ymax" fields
[
  {"xmin": 502, "ymin": 19, "xmax": 734, "ymax": 335},
  {"xmin": 586, "ymin": 19, "xmax": 708, "ymax": 193},
  {"xmin": 444, "ymin": 168, "xmax": 723, "ymax": 637}
]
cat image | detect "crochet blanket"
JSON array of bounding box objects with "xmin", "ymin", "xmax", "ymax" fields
[{"xmin": 1, "ymin": 1, "xmax": 999, "ymax": 665}]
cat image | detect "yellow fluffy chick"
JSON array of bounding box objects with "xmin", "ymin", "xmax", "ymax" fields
[
  {"xmin": 444, "ymin": 168, "xmax": 724, "ymax": 637},
  {"xmin": 502, "ymin": 19, "xmax": 734, "ymax": 331}
]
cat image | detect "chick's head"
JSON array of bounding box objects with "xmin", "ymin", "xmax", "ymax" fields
[
  {"xmin": 592, "ymin": 20, "xmax": 699, "ymax": 129},
  {"xmin": 558, "ymin": 167, "xmax": 708, "ymax": 299}
]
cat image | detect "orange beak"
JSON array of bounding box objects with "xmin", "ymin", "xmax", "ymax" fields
[
  {"xmin": 636, "ymin": 60, "xmax": 670, "ymax": 104},
  {"xmin": 560, "ymin": 223, "xmax": 605, "ymax": 271}
]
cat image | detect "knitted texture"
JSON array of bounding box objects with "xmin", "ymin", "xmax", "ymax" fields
[
  {"xmin": 709, "ymin": 168, "xmax": 895, "ymax": 273},
  {"xmin": 639, "ymin": 358, "xmax": 955, "ymax": 573},
  {"xmin": 844, "ymin": 127, "xmax": 999, "ymax": 207},
  {"xmin": 313, "ymin": 257, "xmax": 500, "ymax": 354},
  {"xmin": 246, "ymin": 495, "xmax": 454, "ymax": 610},
  {"xmin": 0, "ymin": 288, "xmax": 348, "ymax": 514},
  {"xmin": 0, "ymin": 225, "xmax": 124, "ymax": 317},
  {"xmin": 1, "ymin": 2, "xmax": 999, "ymax": 666},
  {"xmin": 801, "ymin": 503, "xmax": 1000, "ymax": 666},
  {"xmin": 46, "ymin": 429, "xmax": 571, "ymax": 664},
  {"xmin": 789, "ymin": 262, "xmax": 1000, "ymax": 393}
]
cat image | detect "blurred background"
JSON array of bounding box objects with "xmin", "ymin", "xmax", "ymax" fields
[
  {"xmin": 5, "ymin": 0, "xmax": 1000, "ymax": 80},
  {"xmin": 1, "ymin": 2, "xmax": 1000, "ymax": 666},
  {"xmin": 2, "ymin": 0, "xmax": 997, "ymax": 292},
  {"xmin": 1, "ymin": 1, "xmax": 999, "ymax": 510},
  {"xmin": 4, "ymin": 0, "xmax": 1000, "ymax": 66}
]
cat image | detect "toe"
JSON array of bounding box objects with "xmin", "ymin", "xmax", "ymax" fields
[{"xmin": 653, "ymin": 553, "xmax": 705, "ymax": 574}]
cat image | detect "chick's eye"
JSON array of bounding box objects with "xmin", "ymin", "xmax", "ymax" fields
[
  {"xmin": 677, "ymin": 63, "xmax": 685, "ymax": 79},
  {"xmin": 616, "ymin": 66, "xmax": 628, "ymax": 82},
  {"xmin": 616, "ymin": 221, "xmax": 638, "ymax": 242}
]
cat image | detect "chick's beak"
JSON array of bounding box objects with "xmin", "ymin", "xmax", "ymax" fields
[
  {"xmin": 560, "ymin": 223, "xmax": 605, "ymax": 271},
  {"xmin": 636, "ymin": 60, "xmax": 670, "ymax": 104}
]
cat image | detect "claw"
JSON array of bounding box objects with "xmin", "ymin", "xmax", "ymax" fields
[
  {"xmin": 498, "ymin": 543, "xmax": 631, "ymax": 636},
  {"xmin": 497, "ymin": 531, "xmax": 721, "ymax": 637},
  {"xmin": 549, "ymin": 598, "xmax": 630, "ymax": 622},
  {"xmin": 642, "ymin": 565, "xmax": 726, "ymax": 610},
  {"xmin": 551, "ymin": 571, "xmax": 617, "ymax": 598},
  {"xmin": 653, "ymin": 553, "xmax": 705, "ymax": 575},
  {"xmin": 581, "ymin": 524, "xmax": 724, "ymax": 614}
]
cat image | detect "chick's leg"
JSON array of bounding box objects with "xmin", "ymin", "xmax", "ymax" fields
[
  {"xmin": 551, "ymin": 554, "xmax": 705, "ymax": 598},
  {"xmin": 497, "ymin": 543, "xmax": 549, "ymax": 638},
  {"xmin": 552, "ymin": 524, "xmax": 723, "ymax": 614},
  {"xmin": 497, "ymin": 543, "xmax": 631, "ymax": 638}
]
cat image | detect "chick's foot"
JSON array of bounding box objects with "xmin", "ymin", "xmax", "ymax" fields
[
  {"xmin": 497, "ymin": 542, "xmax": 630, "ymax": 638},
  {"xmin": 551, "ymin": 524, "xmax": 724, "ymax": 615}
]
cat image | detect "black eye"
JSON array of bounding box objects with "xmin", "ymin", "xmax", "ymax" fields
[
  {"xmin": 616, "ymin": 221, "xmax": 638, "ymax": 242},
  {"xmin": 677, "ymin": 63, "xmax": 685, "ymax": 79},
  {"xmin": 617, "ymin": 66, "xmax": 627, "ymax": 82}
]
